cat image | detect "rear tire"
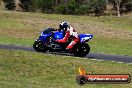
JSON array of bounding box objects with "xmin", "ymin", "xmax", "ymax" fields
[
  {"xmin": 73, "ymin": 43, "xmax": 90, "ymax": 57},
  {"xmin": 33, "ymin": 41, "xmax": 47, "ymax": 52}
]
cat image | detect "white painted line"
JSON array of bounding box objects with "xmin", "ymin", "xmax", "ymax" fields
[
  {"xmin": 86, "ymin": 58, "xmax": 132, "ymax": 64},
  {"xmin": 63, "ymin": 56, "xmax": 71, "ymax": 58},
  {"xmin": 91, "ymin": 59, "xmax": 98, "ymax": 61},
  {"xmin": 117, "ymin": 62, "xmax": 124, "ymax": 64},
  {"xmin": 98, "ymin": 60, "xmax": 104, "ymax": 62},
  {"xmin": 111, "ymin": 61, "xmax": 116, "ymax": 63}
]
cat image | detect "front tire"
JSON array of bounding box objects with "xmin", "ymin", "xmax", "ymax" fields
[
  {"xmin": 33, "ymin": 41, "xmax": 47, "ymax": 52},
  {"xmin": 73, "ymin": 43, "xmax": 90, "ymax": 57}
]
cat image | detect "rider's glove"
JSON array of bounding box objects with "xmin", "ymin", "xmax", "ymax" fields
[{"xmin": 52, "ymin": 28, "xmax": 56, "ymax": 31}]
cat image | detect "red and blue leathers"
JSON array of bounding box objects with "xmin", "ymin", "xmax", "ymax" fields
[{"xmin": 56, "ymin": 26, "xmax": 79, "ymax": 49}]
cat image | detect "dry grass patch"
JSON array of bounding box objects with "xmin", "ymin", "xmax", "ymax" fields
[{"xmin": 72, "ymin": 22, "xmax": 132, "ymax": 40}]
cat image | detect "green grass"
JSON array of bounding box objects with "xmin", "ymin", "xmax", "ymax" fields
[
  {"xmin": 0, "ymin": 36, "xmax": 34, "ymax": 46},
  {"xmin": 0, "ymin": 10, "xmax": 132, "ymax": 56},
  {"xmin": 0, "ymin": 10, "xmax": 132, "ymax": 88},
  {"xmin": 89, "ymin": 36, "xmax": 132, "ymax": 55},
  {"xmin": 0, "ymin": 49, "xmax": 132, "ymax": 88}
]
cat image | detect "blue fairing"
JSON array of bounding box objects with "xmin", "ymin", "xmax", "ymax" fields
[
  {"xmin": 53, "ymin": 31, "xmax": 64, "ymax": 40},
  {"xmin": 79, "ymin": 34, "xmax": 93, "ymax": 43},
  {"xmin": 39, "ymin": 33, "xmax": 52, "ymax": 41},
  {"xmin": 39, "ymin": 30, "xmax": 64, "ymax": 41}
]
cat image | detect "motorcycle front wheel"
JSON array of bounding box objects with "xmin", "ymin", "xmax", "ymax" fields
[
  {"xmin": 73, "ymin": 43, "xmax": 90, "ymax": 57},
  {"xmin": 33, "ymin": 41, "xmax": 47, "ymax": 52}
]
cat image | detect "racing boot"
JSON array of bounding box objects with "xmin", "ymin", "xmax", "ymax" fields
[{"xmin": 65, "ymin": 48, "xmax": 74, "ymax": 53}]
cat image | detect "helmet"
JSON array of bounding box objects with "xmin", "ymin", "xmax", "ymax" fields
[{"xmin": 59, "ymin": 21, "xmax": 69, "ymax": 31}]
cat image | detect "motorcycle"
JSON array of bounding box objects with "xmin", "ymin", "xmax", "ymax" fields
[{"xmin": 33, "ymin": 28, "xmax": 93, "ymax": 57}]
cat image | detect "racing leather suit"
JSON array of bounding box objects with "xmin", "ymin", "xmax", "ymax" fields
[{"xmin": 56, "ymin": 26, "xmax": 79, "ymax": 49}]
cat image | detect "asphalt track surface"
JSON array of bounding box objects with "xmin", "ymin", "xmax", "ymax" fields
[{"xmin": 0, "ymin": 44, "xmax": 132, "ymax": 64}]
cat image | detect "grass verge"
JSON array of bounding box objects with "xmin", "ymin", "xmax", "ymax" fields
[{"xmin": 0, "ymin": 49, "xmax": 132, "ymax": 88}]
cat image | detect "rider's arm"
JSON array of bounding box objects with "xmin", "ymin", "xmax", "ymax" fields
[{"xmin": 56, "ymin": 31, "xmax": 70, "ymax": 43}]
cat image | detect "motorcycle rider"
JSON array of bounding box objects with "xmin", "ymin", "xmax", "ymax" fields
[{"xmin": 55, "ymin": 21, "xmax": 80, "ymax": 51}]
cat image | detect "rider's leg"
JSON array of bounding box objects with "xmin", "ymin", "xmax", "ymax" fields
[
  {"xmin": 66, "ymin": 37, "xmax": 79, "ymax": 49},
  {"xmin": 66, "ymin": 41, "xmax": 77, "ymax": 50}
]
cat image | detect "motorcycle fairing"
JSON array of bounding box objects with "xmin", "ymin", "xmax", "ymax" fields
[
  {"xmin": 53, "ymin": 31, "xmax": 64, "ymax": 40},
  {"xmin": 79, "ymin": 34, "xmax": 93, "ymax": 43},
  {"xmin": 39, "ymin": 33, "xmax": 52, "ymax": 41}
]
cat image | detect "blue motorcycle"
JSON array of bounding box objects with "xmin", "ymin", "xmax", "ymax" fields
[{"xmin": 33, "ymin": 28, "xmax": 93, "ymax": 57}]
